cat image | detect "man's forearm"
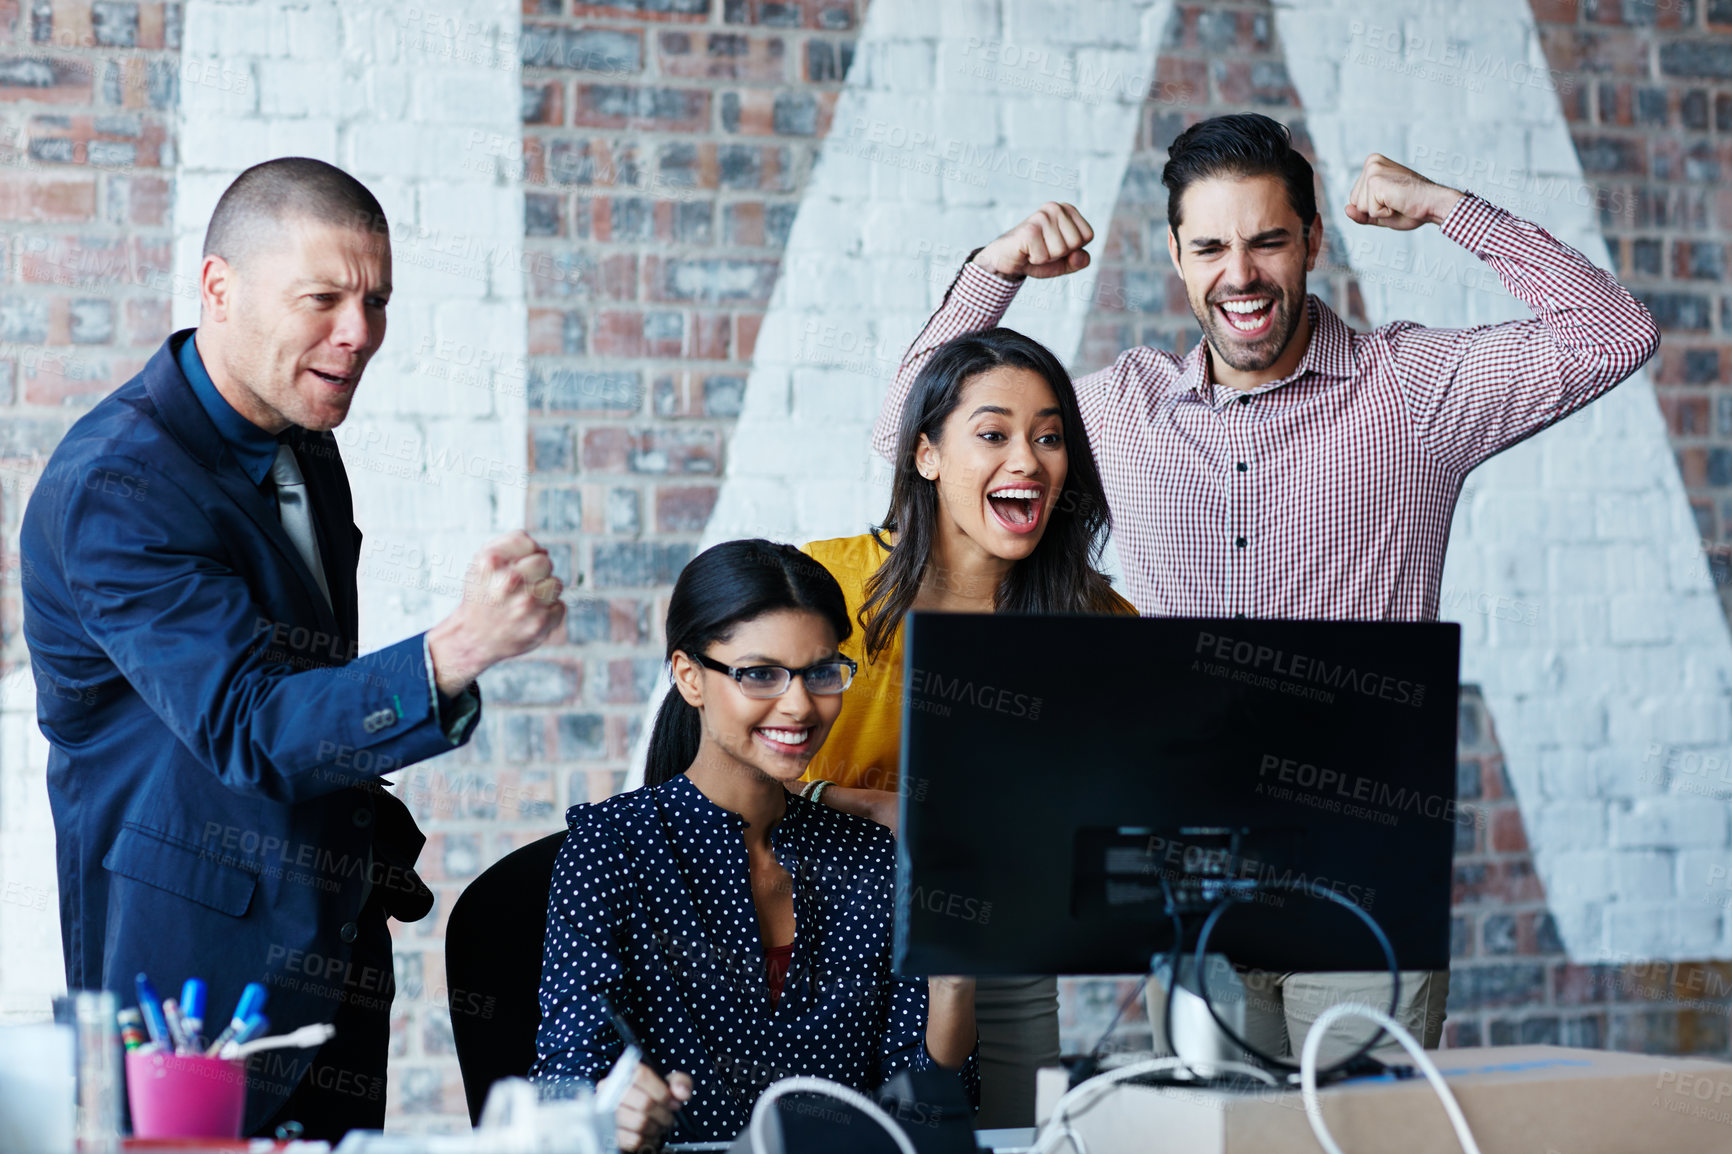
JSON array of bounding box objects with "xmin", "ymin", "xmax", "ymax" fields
[{"xmin": 872, "ymin": 260, "xmax": 1023, "ymax": 459}]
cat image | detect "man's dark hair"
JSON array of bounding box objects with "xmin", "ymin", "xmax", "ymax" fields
[
  {"xmin": 1162, "ymin": 113, "xmax": 1317, "ymax": 237},
  {"xmin": 202, "ymin": 157, "xmax": 387, "ymax": 269}
]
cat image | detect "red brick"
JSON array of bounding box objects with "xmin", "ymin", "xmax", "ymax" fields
[
  {"xmin": 21, "ymin": 235, "xmax": 127, "ymax": 286},
  {"xmin": 48, "ymin": 0, "xmax": 92, "ymax": 47},
  {"xmin": 523, "ymin": 80, "xmax": 564, "ymax": 126},
  {"xmin": 1676, "ymin": 443, "xmax": 1704, "ymax": 485},
  {"xmin": 688, "ymin": 312, "xmax": 729, "ymax": 359},
  {"xmin": 571, "ymin": 0, "xmax": 708, "ymax": 22},
  {"xmin": 737, "ymin": 312, "xmax": 762, "ymax": 361},
  {"xmin": 723, "ymin": 201, "xmax": 766, "ymax": 246},
  {"xmin": 527, "ymin": 309, "xmax": 568, "ymax": 356},
  {"xmin": 21, "ymin": 350, "xmax": 111, "ymax": 406},
  {"xmin": 127, "ymin": 175, "xmax": 169, "ymax": 226},
  {"xmin": 582, "ymin": 427, "xmax": 632, "ymax": 472},
  {"xmin": 572, "ymin": 84, "xmax": 710, "ymax": 132},
  {"xmin": 657, "ymin": 31, "xmax": 788, "ymax": 82},
  {"xmin": 1489, "ymin": 807, "xmax": 1530, "ymax": 853},
  {"xmin": 0, "ymin": 55, "xmax": 93, "ymax": 104},
  {"xmin": 137, "ymin": 2, "xmax": 165, "ymax": 50},
  {"xmin": 0, "ymin": 175, "xmax": 92, "ymax": 221},
  {"xmin": 594, "ymin": 310, "xmax": 646, "ymax": 357},
  {"xmin": 655, "ymin": 484, "xmax": 717, "ymax": 532},
  {"xmin": 1661, "ymin": 393, "xmax": 1710, "ymax": 436},
  {"xmin": 724, "ymin": 0, "xmax": 855, "ymax": 29}
]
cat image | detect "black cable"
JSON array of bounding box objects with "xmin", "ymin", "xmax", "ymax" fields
[
  {"xmin": 1158, "ymin": 876, "xmax": 1185, "ymax": 1061},
  {"xmin": 1086, "ymin": 973, "xmax": 1150, "ymax": 1064},
  {"xmin": 1190, "ymin": 880, "xmax": 1400, "ymax": 1081}
]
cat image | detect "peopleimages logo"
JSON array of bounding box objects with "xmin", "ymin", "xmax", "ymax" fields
[
  {"xmin": 907, "ymin": 667, "xmax": 1042, "ymax": 721},
  {"xmin": 1193, "ymin": 631, "xmax": 1426, "ymax": 708}
]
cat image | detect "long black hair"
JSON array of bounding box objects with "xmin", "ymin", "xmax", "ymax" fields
[
  {"xmin": 645, "ymin": 539, "xmax": 852, "ymax": 787},
  {"xmin": 860, "ymin": 327, "xmax": 1118, "ymax": 662}
]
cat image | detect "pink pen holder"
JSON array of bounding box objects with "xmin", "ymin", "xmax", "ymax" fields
[{"xmin": 124, "ymin": 1049, "xmax": 247, "ymax": 1140}]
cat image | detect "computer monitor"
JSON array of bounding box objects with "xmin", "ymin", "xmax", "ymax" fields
[{"xmin": 893, "ymin": 613, "xmax": 1460, "ymax": 977}]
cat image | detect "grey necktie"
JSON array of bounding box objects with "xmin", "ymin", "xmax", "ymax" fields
[{"xmin": 271, "ymin": 442, "xmax": 332, "ymax": 609}]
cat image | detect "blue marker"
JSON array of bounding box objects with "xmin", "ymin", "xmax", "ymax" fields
[
  {"xmin": 233, "ymin": 1012, "xmax": 269, "ymax": 1047},
  {"xmin": 204, "ymin": 983, "xmax": 268, "ymax": 1057},
  {"xmin": 179, "ymin": 978, "xmax": 207, "ymax": 1051},
  {"xmin": 134, "ymin": 973, "xmax": 170, "ymax": 1049}
]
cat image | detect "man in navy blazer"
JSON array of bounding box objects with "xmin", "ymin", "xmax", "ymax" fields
[{"xmin": 21, "ymin": 158, "xmax": 565, "ymax": 1139}]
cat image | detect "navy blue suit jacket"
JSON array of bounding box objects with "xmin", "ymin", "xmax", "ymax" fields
[{"xmin": 21, "ymin": 331, "xmax": 477, "ymax": 1131}]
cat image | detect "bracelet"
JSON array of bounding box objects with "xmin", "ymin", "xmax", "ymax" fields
[{"xmin": 805, "ymin": 780, "xmax": 834, "ymax": 806}]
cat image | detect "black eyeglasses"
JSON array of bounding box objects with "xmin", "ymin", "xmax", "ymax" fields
[{"xmin": 692, "ymin": 653, "xmax": 858, "ymax": 698}]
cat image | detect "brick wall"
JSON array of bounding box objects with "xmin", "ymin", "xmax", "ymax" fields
[
  {"xmin": 0, "ymin": 0, "xmax": 179, "ymax": 1018},
  {"xmin": 6, "ymin": 0, "xmax": 1732, "ymax": 1139},
  {"xmin": 511, "ymin": 0, "xmax": 865, "ymax": 818}
]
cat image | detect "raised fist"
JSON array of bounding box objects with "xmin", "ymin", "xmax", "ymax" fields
[
  {"xmin": 972, "ymin": 202, "xmax": 1095, "ymax": 280},
  {"xmin": 1344, "ymin": 153, "xmax": 1465, "ymax": 231}
]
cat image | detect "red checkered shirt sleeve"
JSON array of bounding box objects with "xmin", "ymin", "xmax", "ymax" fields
[
  {"xmin": 873, "ymin": 261, "xmax": 1023, "ymax": 460},
  {"xmin": 1383, "ymin": 194, "xmax": 1661, "ymax": 475}
]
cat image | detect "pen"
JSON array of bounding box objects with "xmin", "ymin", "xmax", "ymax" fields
[
  {"xmin": 601, "ymin": 997, "xmax": 687, "ymax": 1138},
  {"xmin": 163, "ymin": 998, "xmax": 188, "ymax": 1052},
  {"xmin": 135, "ymin": 973, "xmax": 169, "ymax": 1048},
  {"xmin": 117, "ymin": 1009, "xmax": 146, "ymax": 1052},
  {"xmin": 232, "ymin": 1012, "xmax": 269, "ymax": 1048},
  {"xmin": 204, "ymin": 983, "xmax": 268, "ymax": 1057},
  {"xmin": 179, "ymin": 978, "xmax": 207, "ymax": 1052}
]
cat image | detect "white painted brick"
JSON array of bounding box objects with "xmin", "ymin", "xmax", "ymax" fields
[
  {"xmin": 1526, "ymin": 800, "xmax": 1608, "ymax": 852},
  {"xmin": 176, "ymin": 115, "xmax": 272, "ymax": 172},
  {"xmin": 854, "ymin": 40, "xmax": 937, "ymax": 92},
  {"xmin": 1541, "ymin": 850, "xmax": 1614, "ymax": 903},
  {"xmin": 413, "ymin": 71, "xmax": 520, "ymax": 127},
  {"xmin": 257, "ymin": 60, "xmax": 345, "ymax": 117},
  {"xmin": 861, "ymin": 0, "xmax": 942, "ymax": 41},
  {"xmin": 1609, "ymin": 798, "xmax": 1729, "ymax": 851},
  {"xmin": 1611, "ymin": 850, "xmax": 1678, "ymax": 901},
  {"xmin": 1603, "ymin": 905, "xmax": 1723, "ymax": 956},
  {"xmin": 1608, "ymin": 594, "xmax": 1675, "ymax": 645},
  {"xmin": 266, "ymin": 118, "xmax": 340, "ymax": 162},
  {"xmin": 1003, "ymin": 0, "xmax": 1148, "ymax": 46}
]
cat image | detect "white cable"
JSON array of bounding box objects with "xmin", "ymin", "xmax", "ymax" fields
[
  {"xmin": 1299, "ymin": 1003, "xmax": 1482, "ymax": 1154},
  {"xmin": 1033, "ymin": 1057, "xmax": 1280, "ymax": 1154},
  {"xmin": 748, "ymin": 1075, "xmax": 918, "ymax": 1154},
  {"xmin": 216, "ymin": 1022, "xmax": 336, "ymax": 1060}
]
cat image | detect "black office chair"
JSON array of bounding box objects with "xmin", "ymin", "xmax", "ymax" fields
[{"xmin": 445, "ymin": 829, "xmax": 567, "ymax": 1125}]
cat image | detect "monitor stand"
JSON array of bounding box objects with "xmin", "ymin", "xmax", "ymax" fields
[{"xmin": 1145, "ymin": 952, "xmax": 1259, "ymax": 1076}]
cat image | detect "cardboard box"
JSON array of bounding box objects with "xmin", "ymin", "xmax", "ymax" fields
[{"xmin": 1034, "ymin": 1045, "xmax": 1732, "ymax": 1153}]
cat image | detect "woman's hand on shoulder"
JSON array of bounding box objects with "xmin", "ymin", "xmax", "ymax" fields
[{"xmin": 816, "ymin": 785, "xmax": 900, "ymax": 834}]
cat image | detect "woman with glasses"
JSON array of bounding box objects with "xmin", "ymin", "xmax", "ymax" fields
[
  {"xmin": 797, "ymin": 327, "xmax": 1134, "ymax": 1129},
  {"xmin": 531, "ymin": 539, "xmax": 978, "ymax": 1150}
]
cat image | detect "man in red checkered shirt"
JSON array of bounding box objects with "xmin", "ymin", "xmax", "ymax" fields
[{"xmin": 874, "ymin": 113, "xmax": 1658, "ymax": 1064}]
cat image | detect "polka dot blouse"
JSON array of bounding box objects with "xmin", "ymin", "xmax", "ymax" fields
[{"xmin": 531, "ymin": 772, "xmax": 981, "ymax": 1140}]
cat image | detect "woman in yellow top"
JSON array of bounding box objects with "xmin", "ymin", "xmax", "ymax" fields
[{"xmin": 798, "ymin": 325, "xmax": 1135, "ymax": 1129}]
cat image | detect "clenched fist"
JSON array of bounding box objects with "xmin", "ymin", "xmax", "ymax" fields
[
  {"xmin": 972, "ymin": 201, "xmax": 1095, "ymax": 280},
  {"xmin": 426, "ymin": 531, "xmax": 566, "ymax": 696},
  {"xmin": 1344, "ymin": 153, "xmax": 1465, "ymax": 231}
]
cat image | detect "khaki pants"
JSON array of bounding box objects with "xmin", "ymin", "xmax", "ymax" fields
[
  {"xmin": 973, "ymin": 976, "xmax": 1060, "ymax": 1129},
  {"xmin": 1237, "ymin": 969, "xmax": 1450, "ymax": 1066}
]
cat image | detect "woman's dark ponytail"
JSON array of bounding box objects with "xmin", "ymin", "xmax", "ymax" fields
[
  {"xmin": 644, "ymin": 691, "xmax": 704, "ymax": 788},
  {"xmin": 642, "ymin": 539, "xmax": 851, "ymax": 787}
]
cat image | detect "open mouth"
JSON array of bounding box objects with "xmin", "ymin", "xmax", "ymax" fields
[
  {"xmin": 1215, "ymin": 297, "xmax": 1275, "ymax": 339},
  {"xmin": 987, "ymin": 486, "xmax": 1043, "ymax": 534},
  {"xmin": 308, "ymin": 368, "xmax": 355, "ymax": 389},
  {"xmin": 755, "ymin": 726, "xmax": 812, "ymax": 755}
]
